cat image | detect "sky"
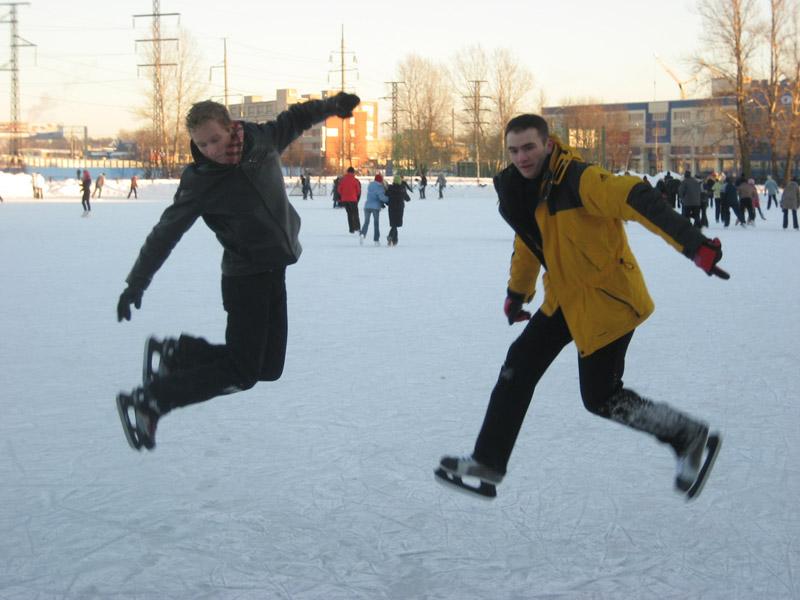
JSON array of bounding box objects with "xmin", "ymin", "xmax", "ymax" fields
[{"xmin": 2, "ymin": 0, "xmax": 721, "ymax": 138}]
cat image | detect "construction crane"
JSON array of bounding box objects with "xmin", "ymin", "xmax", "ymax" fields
[{"xmin": 655, "ymin": 55, "xmax": 698, "ymax": 100}]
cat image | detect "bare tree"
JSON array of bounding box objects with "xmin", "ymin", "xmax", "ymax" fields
[
  {"xmin": 487, "ymin": 48, "xmax": 535, "ymax": 169},
  {"xmin": 396, "ymin": 54, "xmax": 453, "ymax": 172},
  {"xmin": 451, "ymin": 45, "xmax": 490, "ymax": 173},
  {"xmin": 695, "ymin": 0, "xmax": 764, "ymax": 177},
  {"xmin": 134, "ymin": 29, "xmax": 208, "ymax": 176},
  {"xmin": 451, "ymin": 46, "xmax": 536, "ymax": 173},
  {"xmin": 781, "ymin": 1, "xmax": 800, "ymax": 183},
  {"xmin": 758, "ymin": 0, "xmax": 791, "ymax": 177}
]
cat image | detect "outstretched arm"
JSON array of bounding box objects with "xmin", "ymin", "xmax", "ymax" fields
[{"xmin": 264, "ymin": 92, "xmax": 360, "ymax": 154}]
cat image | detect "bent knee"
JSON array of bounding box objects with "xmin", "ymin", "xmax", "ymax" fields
[{"xmin": 259, "ymin": 364, "xmax": 284, "ymax": 382}]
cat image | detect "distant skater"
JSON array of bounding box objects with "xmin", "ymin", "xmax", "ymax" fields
[
  {"xmin": 81, "ymin": 170, "xmax": 92, "ymax": 216},
  {"xmin": 127, "ymin": 175, "xmax": 138, "ymax": 199},
  {"xmin": 92, "ymin": 173, "xmax": 105, "ymax": 198}
]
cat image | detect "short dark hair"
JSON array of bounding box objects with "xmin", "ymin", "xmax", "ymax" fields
[
  {"xmin": 185, "ymin": 100, "xmax": 232, "ymax": 131},
  {"xmin": 347, "ymin": 166, "xmax": 355, "ymax": 173},
  {"xmin": 505, "ymin": 114, "xmax": 549, "ymax": 142}
]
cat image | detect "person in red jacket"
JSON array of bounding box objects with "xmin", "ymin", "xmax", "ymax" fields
[{"xmin": 337, "ymin": 166, "xmax": 362, "ymax": 233}]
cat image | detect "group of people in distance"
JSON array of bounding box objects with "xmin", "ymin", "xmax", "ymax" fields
[{"xmin": 115, "ymin": 93, "xmax": 731, "ymax": 502}]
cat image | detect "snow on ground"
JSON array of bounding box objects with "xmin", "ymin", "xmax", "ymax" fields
[{"xmin": 1, "ymin": 182, "xmax": 799, "ymax": 599}]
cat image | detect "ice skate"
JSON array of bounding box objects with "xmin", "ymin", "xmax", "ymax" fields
[
  {"xmin": 359, "ymin": 234, "xmax": 364, "ymax": 245},
  {"xmin": 116, "ymin": 387, "xmax": 161, "ymax": 451},
  {"xmin": 674, "ymin": 424, "xmax": 722, "ymax": 500},
  {"xmin": 435, "ymin": 455, "xmax": 502, "ymax": 499},
  {"xmin": 143, "ymin": 335, "xmax": 179, "ymax": 386}
]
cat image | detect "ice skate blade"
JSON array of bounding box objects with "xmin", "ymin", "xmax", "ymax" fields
[
  {"xmin": 434, "ymin": 468, "xmax": 497, "ymax": 500},
  {"xmin": 143, "ymin": 336, "xmax": 161, "ymax": 387},
  {"xmin": 116, "ymin": 393, "xmax": 143, "ymax": 451},
  {"xmin": 685, "ymin": 433, "xmax": 722, "ymax": 501}
]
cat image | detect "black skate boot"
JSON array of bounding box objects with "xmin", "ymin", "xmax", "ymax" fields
[
  {"xmin": 607, "ymin": 389, "xmax": 721, "ymax": 500},
  {"xmin": 674, "ymin": 423, "xmax": 709, "ymax": 492},
  {"xmin": 674, "ymin": 425, "xmax": 722, "ymax": 500},
  {"xmin": 116, "ymin": 386, "xmax": 162, "ymax": 451},
  {"xmin": 434, "ymin": 455, "xmax": 503, "ymax": 499},
  {"xmin": 143, "ymin": 336, "xmax": 179, "ymax": 387}
]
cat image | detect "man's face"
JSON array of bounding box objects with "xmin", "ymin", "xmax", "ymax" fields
[
  {"xmin": 506, "ymin": 128, "xmax": 553, "ymax": 179},
  {"xmin": 190, "ymin": 119, "xmax": 237, "ymax": 164}
]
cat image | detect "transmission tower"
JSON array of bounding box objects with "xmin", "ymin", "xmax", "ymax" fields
[
  {"xmin": 463, "ymin": 80, "xmax": 490, "ymax": 182},
  {"xmin": 1, "ymin": 2, "xmax": 35, "ymax": 162},
  {"xmin": 328, "ymin": 25, "xmax": 358, "ymax": 172},
  {"xmin": 382, "ymin": 81, "xmax": 406, "ymax": 169},
  {"xmin": 133, "ymin": 1, "xmax": 179, "ymax": 177}
]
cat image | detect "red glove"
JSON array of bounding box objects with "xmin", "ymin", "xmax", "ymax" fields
[
  {"xmin": 693, "ymin": 238, "xmax": 730, "ymax": 279},
  {"xmin": 504, "ymin": 291, "xmax": 531, "ymax": 325}
]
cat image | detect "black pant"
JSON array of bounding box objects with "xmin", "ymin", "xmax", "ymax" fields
[
  {"xmin": 81, "ymin": 193, "xmax": 91, "ymax": 211},
  {"xmin": 473, "ymin": 308, "xmax": 633, "ymax": 473},
  {"xmin": 767, "ymin": 194, "xmax": 778, "ymax": 209},
  {"xmin": 783, "ymin": 209, "xmax": 799, "ymax": 229},
  {"xmin": 740, "ymin": 198, "xmax": 755, "ymax": 222},
  {"xmin": 684, "ymin": 206, "xmax": 701, "ymax": 228},
  {"xmin": 151, "ymin": 269, "xmax": 288, "ymax": 412},
  {"xmin": 388, "ymin": 226, "xmax": 398, "ymax": 244},
  {"xmin": 343, "ymin": 202, "xmax": 361, "ymax": 233}
]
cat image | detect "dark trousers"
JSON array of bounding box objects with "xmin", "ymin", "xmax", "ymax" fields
[
  {"xmin": 388, "ymin": 226, "xmax": 399, "ymax": 244},
  {"xmin": 343, "ymin": 202, "xmax": 361, "ymax": 233},
  {"xmin": 714, "ymin": 198, "xmax": 722, "ymax": 222},
  {"xmin": 150, "ymin": 269, "xmax": 288, "ymax": 412},
  {"xmin": 684, "ymin": 206, "xmax": 702, "ymax": 228},
  {"xmin": 81, "ymin": 193, "xmax": 91, "ymax": 211},
  {"xmin": 473, "ymin": 308, "xmax": 633, "ymax": 473},
  {"xmin": 722, "ymin": 201, "xmax": 744, "ymax": 226},
  {"xmin": 767, "ymin": 194, "xmax": 778, "ymax": 209},
  {"xmin": 419, "ymin": 187, "xmax": 426, "ymax": 199},
  {"xmin": 699, "ymin": 204, "xmax": 709, "ymax": 228},
  {"xmin": 740, "ymin": 198, "xmax": 755, "ymax": 222},
  {"xmin": 783, "ymin": 209, "xmax": 799, "ymax": 229}
]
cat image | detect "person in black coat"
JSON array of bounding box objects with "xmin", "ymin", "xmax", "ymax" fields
[
  {"xmin": 115, "ymin": 92, "xmax": 360, "ymax": 451},
  {"xmin": 386, "ymin": 175, "xmax": 411, "ymax": 246}
]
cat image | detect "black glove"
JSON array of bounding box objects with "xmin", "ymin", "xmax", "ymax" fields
[
  {"xmin": 117, "ymin": 286, "xmax": 143, "ymax": 322},
  {"xmin": 503, "ymin": 290, "xmax": 531, "ymax": 325},
  {"xmin": 333, "ymin": 92, "xmax": 360, "ymax": 119}
]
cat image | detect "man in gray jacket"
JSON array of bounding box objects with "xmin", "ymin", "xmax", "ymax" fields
[
  {"xmin": 115, "ymin": 92, "xmax": 360, "ymax": 451},
  {"xmin": 678, "ymin": 171, "xmax": 702, "ymax": 229}
]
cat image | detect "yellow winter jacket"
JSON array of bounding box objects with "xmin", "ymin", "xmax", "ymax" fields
[{"xmin": 496, "ymin": 138, "xmax": 705, "ymax": 357}]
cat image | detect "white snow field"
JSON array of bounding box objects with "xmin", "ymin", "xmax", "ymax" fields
[{"xmin": 1, "ymin": 180, "xmax": 799, "ymax": 599}]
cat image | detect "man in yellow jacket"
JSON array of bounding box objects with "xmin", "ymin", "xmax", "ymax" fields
[{"xmin": 436, "ymin": 114, "xmax": 727, "ymax": 500}]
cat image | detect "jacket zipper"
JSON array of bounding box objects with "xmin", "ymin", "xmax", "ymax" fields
[{"xmin": 598, "ymin": 288, "xmax": 641, "ymax": 318}]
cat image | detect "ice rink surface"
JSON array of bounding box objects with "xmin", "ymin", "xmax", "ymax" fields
[{"xmin": 1, "ymin": 182, "xmax": 798, "ymax": 599}]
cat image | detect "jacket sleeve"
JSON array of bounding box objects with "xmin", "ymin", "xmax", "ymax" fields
[
  {"xmin": 125, "ymin": 186, "xmax": 202, "ymax": 290},
  {"xmin": 578, "ymin": 166, "xmax": 705, "ymax": 259},
  {"xmin": 261, "ymin": 98, "xmax": 338, "ymax": 154},
  {"xmin": 508, "ymin": 234, "xmax": 541, "ymax": 302}
]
